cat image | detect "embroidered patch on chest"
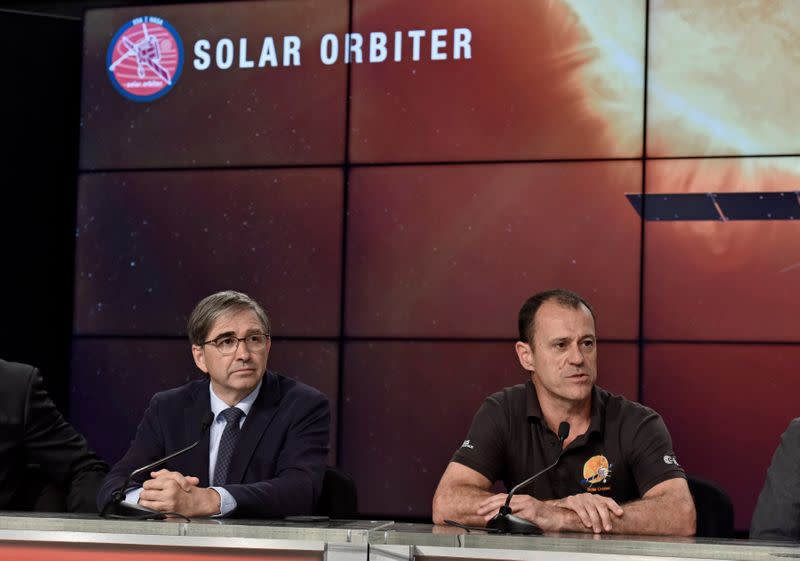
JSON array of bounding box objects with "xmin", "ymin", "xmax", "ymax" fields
[{"xmin": 581, "ymin": 454, "xmax": 613, "ymax": 492}]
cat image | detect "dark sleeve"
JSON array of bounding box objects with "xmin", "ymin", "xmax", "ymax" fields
[
  {"xmin": 450, "ymin": 395, "xmax": 507, "ymax": 484},
  {"xmin": 96, "ymin": 394, "xmax": 167, "ymax": 511},
  {"xmin": 22, "ymin": 367, "xmax": 108, "ymax": 513},
  {"xmin": 625, "ymin": 407, "xmax": 686, "ymax": 497},
  {"xmin": 750, "ymin": 418, "xmax": 800, "ymax": 540},
  {"xmin": 224, "ymin": 389, "xmax": 330, "ymax": 517}
]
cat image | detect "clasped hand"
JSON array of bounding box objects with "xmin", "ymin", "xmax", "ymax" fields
[
  {"xmin": 138, "ymin": 469, "xmax": 219, "ymax": 516},
  {"xmin": 477, "ymin": 492, "xmax": 624, "ymax": 533}
]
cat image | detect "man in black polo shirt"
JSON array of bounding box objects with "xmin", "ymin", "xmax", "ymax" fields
[{"xmin": 432, "ymin": 289, "xmax": 695, "ymax": 535}]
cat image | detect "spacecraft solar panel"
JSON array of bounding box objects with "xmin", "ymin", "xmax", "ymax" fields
[
  {"xmin": 627, "ymin": 192, "xmax": 800, "ymax": 221},
  {"xmin": 625, "ymin": 193, "xmax": 721, "ymax": 221},
  {"xmin": 713, "ymin": 192, "xmax": 800, "ymax": 221}
]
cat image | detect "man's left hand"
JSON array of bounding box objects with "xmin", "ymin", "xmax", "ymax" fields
[{"xmin": 550, "ymin": 493, "xmax": 624, "ymax": 533}]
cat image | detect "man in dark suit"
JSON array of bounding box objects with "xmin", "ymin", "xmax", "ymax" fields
[
  {"xmin": 97, "ymin": 290, "xmax": 330, "ymax": 518},
  {"xmin": 751, "ymin": 418, "xmax": 800, "ymax": 540},
  {"xmin": 0, "ymin": 359, "xmax": 108, "ymax": 512}
]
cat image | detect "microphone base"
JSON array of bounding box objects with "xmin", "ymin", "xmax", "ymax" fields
[
  {"xmin": 486, "ymin": 513, "xmax": 543, "ymax": 535},
  {"xmin": 100, "ymin": 500, "xmax": 166, "ymax": 520}
]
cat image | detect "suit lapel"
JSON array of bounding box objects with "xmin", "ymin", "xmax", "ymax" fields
[
  {"xmin": 226, "ymin": 371, "xmax": 281, "ymax": 484},
  {"xmin": 184, "ymin": 381, "xmax": 212, "ymax": 487}
]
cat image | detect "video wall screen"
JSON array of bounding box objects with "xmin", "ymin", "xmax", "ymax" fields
[
  {"xmin": 74, "ymin": 168, "xmax": 343, "ymax": 337},
  {"xmin": 349, "ymin": 0, "xmax": 645, "ymax": 163},
  {"xmin": 643, "ymin": 343, "xmax": 800, "ymax": 530},
  {"xmin": 346, "ymin": 161, "xmax": 641, "ymax": 339},
  {"xmin": 80, "ymin": 0, "xmax": 349, "ymax": 168},
  {"xmin": 647, "ymin": 2, "xmax": 800, "ymax": 157},
  {"xmin": 74, "ymin": 0, "xmax": 800, "ymax": 529},
  {"xmin": 643, "ymin": 157, "xmax": 800, "ymax": 342}
]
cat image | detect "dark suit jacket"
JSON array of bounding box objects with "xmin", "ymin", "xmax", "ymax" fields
[
  {"xmin": 751, "ymin": 417, "xmax": 800, "ymax": 540},
  {"xmin": 0, "ymin": 359, "xmax": 108, "ymax": 512},
  {"xmin": 97, "ymin": 371, "xmax": 330, "ymax": 518}
]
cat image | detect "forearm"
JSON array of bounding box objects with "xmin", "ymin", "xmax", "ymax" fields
[
  {"xmin": 226, "ymin": 469, "xmax": 322, "ymax": 517},
  {"xmin": 539, "ymin": 498, "xmax": 693, "ymax": 535},
  {"xmin": 97, "ymin": 453, "xmax": 156, "ymax": 510},
  {"xmin": 542, "ymin": 500, "xmax": 595, "ymax": 533},
  {"xmin": 186, "ymin": 487, "xmax": 221, "ymax": 517},
  {"xmin": 432, "ymin": 484, "xmax": 494, "ymax": 526},
  {"xmin": 66, "ymin": 468, "xmax": 107, "ymax": 513},
  {"xmin": 24, "ymin": 369, "xmax": 110, "ymax": 512},
  {"xmin": 609, "ymin": 494, "xmax": 696, "ymax": 536},
  {"xmin": 543, "ymin": 479, "xmax": 696, "ymax": 536}
]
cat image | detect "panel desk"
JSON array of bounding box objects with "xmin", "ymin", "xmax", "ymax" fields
[
  {"xmin": 0, "ymin": 513, "xmax": 387, "ymax": 561},
  {"xmin": 0, "ymin": 515, "xmax": 798, "ymax": 561},
  {"xmin": 373, "ymin": 523, "xmax": 800, "ymax": 561}
]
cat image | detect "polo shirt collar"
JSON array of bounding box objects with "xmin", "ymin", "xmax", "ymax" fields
[
  {"xmin": 525, "ymin": 379, "xmax": 544, "ymax": 420},
  {"xmin": 587, "ymin": 385, "xmax": 605, "ymax": 436},
  {"xmin": 525, "ymin": 380, "xmax": 606, "ymax": 436}
]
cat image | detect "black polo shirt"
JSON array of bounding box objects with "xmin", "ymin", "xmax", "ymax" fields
[{"xmin": 451, "ymin": 381, "xmax": 685, "ymax": 503}]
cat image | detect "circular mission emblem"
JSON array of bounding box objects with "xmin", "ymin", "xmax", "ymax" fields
[
  {"xmin": 106, "ymin": 16, "xmax": 184, "ymax": 102},
  {"xmin": 582, "ymin": 455, "xmax": 611, "ymax": 485}
]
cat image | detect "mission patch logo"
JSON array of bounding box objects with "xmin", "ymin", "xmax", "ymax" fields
[
  {"xmin": 107, "ymin": 16, "xmax": 184, "ymax": 102},
  {"xmin": 581, "ymin": 454, "xmax": 612, "ymax": 492}
]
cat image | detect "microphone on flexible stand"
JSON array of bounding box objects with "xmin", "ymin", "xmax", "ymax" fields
[
  {"xmin": 486, "ymin": 421, "xmax": 570, "ymax": 535},
  {"xmin": 100, "ymin": 412, "xmax": 215, "ymax": 519}
]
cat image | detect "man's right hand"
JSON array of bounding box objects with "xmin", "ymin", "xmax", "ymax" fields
[
  {"xmin": 476, "ymin": 493, "xmax": 566, "ymax": 531},
  {"xmin": 146, "ymin": 469, "xmax": 200, "ymax": 492},
  {"xmin": 549, "ymin": 493, "xmax": 624, "ymax": 533}
]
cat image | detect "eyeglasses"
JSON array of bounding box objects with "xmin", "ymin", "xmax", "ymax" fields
[{"xmin": 201, "ymin": 333, "xmax": 270, "ymax": 356}]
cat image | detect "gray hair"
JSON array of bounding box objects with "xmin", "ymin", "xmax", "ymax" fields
[{"xmin": 187, "ymin": 290, "xmax": 271, "ymax": 345}]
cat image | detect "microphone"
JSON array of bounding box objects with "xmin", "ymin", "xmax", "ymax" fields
[
  {"xmin": 486, "ymin": 421, "xmax": 570, "ymax": 535},
  {"xmin": 100, "ymin": 412, "xmax": 214, "ymax": 519}
]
